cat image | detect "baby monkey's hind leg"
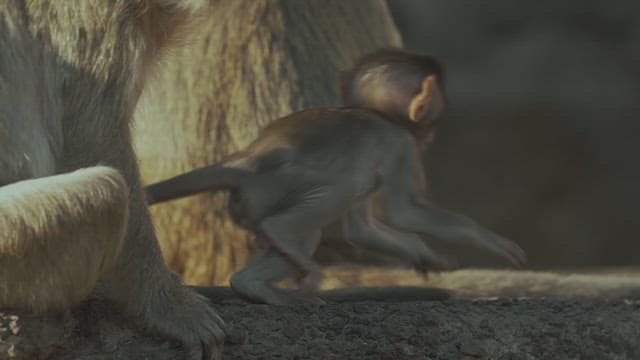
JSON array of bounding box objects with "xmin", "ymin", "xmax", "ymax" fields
[
  {"xmin": 259, "ymin": 184, "xmax": 348, "ymax": 283},
  {"xmin": 230, "ymin": 232, "xmax": 323, "ymax": 305}
]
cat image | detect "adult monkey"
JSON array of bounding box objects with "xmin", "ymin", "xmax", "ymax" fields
[{"xmin": 0, "ymin": 1, "xmax": 224, "ymax": 359}]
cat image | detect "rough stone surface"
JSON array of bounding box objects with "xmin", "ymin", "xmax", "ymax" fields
[
  {"xmin": 3, "ymin": 288, "xmax": 639, "ymax": 359},
  {"xmin": 218, "ymin": 298, "xmax": 640, "ymax": 360}
]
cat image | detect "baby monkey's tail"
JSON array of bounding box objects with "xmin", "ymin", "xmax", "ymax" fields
[{"xmin": 145, "ymin": 160, "xmax": 252, "ymax": 205}]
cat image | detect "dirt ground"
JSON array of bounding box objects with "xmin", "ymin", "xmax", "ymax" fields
[
  {"xmin": 219, "ymin": 297, "xmax": 640, "ymax": 360},
  {"xmin": 3, "ymin": 268, "xmax": 640, "ymax": 359},
  {"xmin": 2, "ymin": 289, "xmax": 639, "ymax": 359}
]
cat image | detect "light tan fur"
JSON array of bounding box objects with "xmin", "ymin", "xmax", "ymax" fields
[
  {"xmin": 0, "ymin": 1, "xmax": 223, "ymax": 358},
  {"xmin": 0, "ymin": 167, "xmax": 128, "ymax": 312}
]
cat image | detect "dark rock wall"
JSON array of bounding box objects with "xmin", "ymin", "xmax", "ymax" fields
[{"xmin": 388, "ymin": 0, "xmax": 640, "ymax": 267}]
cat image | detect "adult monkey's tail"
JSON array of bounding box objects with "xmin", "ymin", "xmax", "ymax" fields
[{"xmin": 0, "ymin": 166, "xmax": 129, "ymax": 313}]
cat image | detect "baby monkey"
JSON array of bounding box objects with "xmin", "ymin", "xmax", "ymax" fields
[{"xmin": 146, "ymin": 49, "xmax": 526, "ymax": 305}]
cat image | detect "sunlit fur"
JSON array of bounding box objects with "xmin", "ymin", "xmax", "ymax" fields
[{"xmin": 0, "ymin": 1, "xmax": 223, "ymax": 357}]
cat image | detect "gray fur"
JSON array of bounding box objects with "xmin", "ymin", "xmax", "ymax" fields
[
  {"xmin": 0, "ymin": 2, "xmax": 224, "ymax": 359},
  {"xmin": 146, "ymin": 50, "xmax": 526, "ymax": 305}
]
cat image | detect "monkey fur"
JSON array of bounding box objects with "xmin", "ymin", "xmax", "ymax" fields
[
  {"xmin": 146, "ymin": 49, "xmax": 526, "ymax": 305},
  {"xmin": 0, "ymin": 2, "xmax": 224, "ymax": 359}
]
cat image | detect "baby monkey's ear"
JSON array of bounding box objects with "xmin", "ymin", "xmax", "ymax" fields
[{"xmin": 408, "ymin": 75, "xmax": 439, "ymax": 122}]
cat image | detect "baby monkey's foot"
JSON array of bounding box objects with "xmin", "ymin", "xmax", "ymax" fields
[
  {"xmin": 297, "ymin": 268, "xmax": 323, "ymax": 291},
  {"xmin": 231, "ymin": 276, "xmax": 324, "ymax": 305},
  {"xmin": 285, "ymin": 287, "xmax": 326, "ymax": 305},
  {"xmin": 413, "ymin": 250, "xmax": 458, "ymax": 275}
]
